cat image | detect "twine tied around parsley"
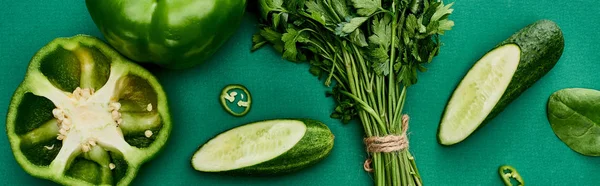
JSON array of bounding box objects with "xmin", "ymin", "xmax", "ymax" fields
[{"xmin": 363, "ymin": 114, "xmax": 410, "ymax": 172}]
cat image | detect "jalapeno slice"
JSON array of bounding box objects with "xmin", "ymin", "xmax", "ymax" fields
[
  {"xmin": 219, "ymin": 84, "xmax": 252, "ymax": 117},
  {"xmin": 499, "ymin": 165, "xmax": 524, "ymax": 186}
]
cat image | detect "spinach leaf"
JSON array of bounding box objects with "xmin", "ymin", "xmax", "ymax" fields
[{"xmin": 547, "ymin": 88, "xmax": 600, "ymax": 156}]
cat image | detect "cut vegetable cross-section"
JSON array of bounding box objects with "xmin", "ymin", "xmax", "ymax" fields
[
  {"xmin": 6, "ymin": 35, "xmax": 172, "ymax": 186},
  {"xmin": 438, "ymin": 44, "xmax": 520, "ymax": 145},
  {"xmin": 192, "ymin": 119, "xmax": 334, "ymax": 175},
  {"xmin": 437, "ymin": 20, "xmax": 564, "ymax": 145}
]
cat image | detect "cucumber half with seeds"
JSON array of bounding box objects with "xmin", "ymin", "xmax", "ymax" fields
[
  {"xmin": 437, "ymin": 20, "xmax": 564, "ymax": 146},
  {"xmin": 191, "ymin": 119, "xmax": 334, "ymax": 175}
]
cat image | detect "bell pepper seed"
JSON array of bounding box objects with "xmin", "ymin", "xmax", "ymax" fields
[{"xmin": 145, "ymin": 130, "xmax": 153, "ymax": 138}]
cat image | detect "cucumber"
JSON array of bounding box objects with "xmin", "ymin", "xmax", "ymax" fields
[
  {"xmin": 437, "ymin": 20, "xmax": 564, "ymax": 146},
  {"xmin": 191, "ymin": 119, "xmax": 334, "ymax": 175}
]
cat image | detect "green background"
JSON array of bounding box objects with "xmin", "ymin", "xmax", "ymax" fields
[{"xmin": 1, "ymin": 0, "xmax": 599, "ymax": 185}]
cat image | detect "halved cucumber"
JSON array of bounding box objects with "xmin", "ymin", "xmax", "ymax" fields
[
  {"xmin": 437, "ymin": 20, "xmax": 564, "ymax": 145},
  {"xmin": 191, "ymin": 119, "xmax": 334, "ymax": 175}
]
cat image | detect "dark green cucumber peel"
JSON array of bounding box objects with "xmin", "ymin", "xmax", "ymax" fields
[
  {"xmin": 437, "ymin": 20, "xmax": 565, "ymax": 145},
  {"xmin": 191, "ymin": 119, "xmax": 334, "ymax": 176},
  {"xmin": 229, "ymin": 119, "xmax": 333, "ymax": 176}
]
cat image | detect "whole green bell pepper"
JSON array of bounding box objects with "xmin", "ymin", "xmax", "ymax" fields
[
  {"xmin": 6, "ymin": 35, "xmax": 172, "ymax": 186},
  {"xmin": 85, "ymin": 0, "xmax": 247, "ymax": 69}
]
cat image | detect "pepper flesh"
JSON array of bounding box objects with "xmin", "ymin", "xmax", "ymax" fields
[
  {"xmin": 85, "ymin": 0, "xmax": 247, "ymax": 69},
  {"xmin": 219, "ymin": 84, "xmax": 251, "ymax": 117},
  {"xmin": 6, "ymin": 35, "xmax": 172, "ymax": 186},
  {"xmin": 499, "ymin": 165, "xmax": 524, "ymax": 186}
]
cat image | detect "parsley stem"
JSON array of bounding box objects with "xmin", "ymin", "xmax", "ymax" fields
[
  {"xmin": 388, "ymin": 12, "xmax": 398, "ymax": 134},
  {"xmin": 254, "ymin": 1, "xmax": 453, "ymax": 185},
  {"xmin": 339, "ymin": 90, "xmax": 384, "ymax": 127}
]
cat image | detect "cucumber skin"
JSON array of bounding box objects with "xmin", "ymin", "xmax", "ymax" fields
[
  {"xmin": 194, "ymin": 118, "xmax": 334, "ymax": 176},
  {"xmin": 438, "ymin": 20, "xmax": 564, "ymax": 145}
]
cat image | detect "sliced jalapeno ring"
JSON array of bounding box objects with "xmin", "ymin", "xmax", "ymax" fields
[
  {"xmin": 498, "ymin": 165, "xmax": 524, "ymax": 186},
  {"xmin": 219, "ymin": 84, "xmax": 252, "ymax": 117}
]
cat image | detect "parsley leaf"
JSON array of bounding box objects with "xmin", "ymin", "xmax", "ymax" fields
[
  {"xmin": 258, "ymin": 0, "xmax": 284, "ymax": 19},
  {"xmin": 431, "ymin": 2, "xmax": 454, "ymax": 22},
  {"xmin": 310, "ymin": 11, "xmax": 327, "ymax": 25},
  {"xmin": 281, "ymin": 28, "xmax": 300, "ymax": 61},
  {"xmin": 350, "ymin": 0, "xmax": 381, "ymax": 16},
  {"xmin": 350, "ymin": 29, "xmax": 369, "ymax": 47},
  {"xmin": 437, "ymin": 19, "xmax": 455, "ymax": 34},
  {"xmin": 251, "ymin": 33, "xmax": 268, "ymax": 51},
  {"xmin": 259, "ymin": 27, "xmax": 284, "ymax": 53},
  {"xmin": 370, "ymin": 46, "xmax": 390, "ymax": 76},
  {"xmin": 336, "ymin": 17, "xmax": 369, "ymax": 36},
  {"xmin": 331, "ymin": 0, "xmax": 350, "ymax": 19},
  {"xmin": 306, "ymin": 1, "xmax": 335, "ymax": 24},
  {"xmin": 282, "ymin": 28, "xmax": 311, "ymax": 61},
  {"xmin": 368, "ymin": 15, "xmax": 393, "ymax": 48}
]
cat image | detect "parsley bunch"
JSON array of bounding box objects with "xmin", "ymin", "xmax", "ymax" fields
[{"xmin": 252, "ymin": 0, "xmax": 454, "ymax": 185}]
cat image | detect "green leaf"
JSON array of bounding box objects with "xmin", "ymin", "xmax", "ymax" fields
[
  {"xmin": 284, "ymin": 0, "xmax": 307, "ymax": 12},
  {"xmin": 310, "ymin": 11, "xmax": 327, "ymax": 25},
  {"xmin": 417, "ymin": 64, "xmax": 427, "ymax": 72},
  {"xmin": 272, "ymin": 0, "xmax": 283, "ymax": 8},
  {"xmin": 427, "ymin": 44, "xmax": 440, "ymax": 63},
  {"xmin": 421, "ymin": 1, "xmax": 439, "ymax": 25},
  {"xmin": 368, "ymin": 15, "xmax": 392, "ymax": 48},
  {"xmin": 251, "ymin": 33, "xmax": 268, "ymax": 51},
  {"xmin": 297, "ymin": 30, "xmax": 311, "ymax": 43},
  {"xmin": 547, "ymin": 88, "xmax": 600, "ymax": 156},
  {"xmin": 425, "ymin": 20, "xmax": 440, "ymax": 35},
  {"xmin": 260, "ymin": 27, "xmax": 283, "ymax": 43},
  {"xmin": 309, "ymin": 65, "xmax": 323, "ymax": 77},
  {"xmin": 411, "ymin": 44, "xmax": 422, "ymax": 62},
  {"xmin": 350, "ymin": 29, "xmax": 368, "ymax": 47},
  {"xmin": 393, "ymin": 62, "xmax": 402, "ymax": 72},
  {"xmin": 437, "ymin": 19, "xmax": 455, "ymax": 34},
  {"xmin": 369, "ymin": 46, "xmax": 389, "ymax": 62},
  {"xmin": 258, "ymin": 0, "xmax": 284, "ymax": 19},
  {"xmin": 259, "ymin": 28, "xmax": 284, "ymax": 53},
  {"xmin": 431, "ymin": 2, "xmax": 454, "ymax": 22},
  {"xmin": 306, "ymin": 1, "xmax": 334, "ymax": 23},
  {"xmin": 281, "ymin": 28, "xmax": 300, "ymax": 61},
  {"xmin": 405, "ymin": 14, "xmax": 418, "ymax": 33},
  {"xmin": 402, "ymin": 31, "xmax": 411, "ymax": 45},
  {"xmin": 281, "ymin": 12, "xmax": 289, "ymax": 22},
  {"xmin": 293, "ymin": 19, "xmax": 306, "ymax": 26},
  {"xmin": 350, "ymin": 0, "xmax": 381, "ymax": 16},
  {"xmin": 369, "ymin": 46, "xmax": 389, "ymax": 76},
  {"xmin": 341, "ymin": 17, "xmax": 369, "ymax": 34},
  {"xmin": 331, "ymin": 0, "xmax": 350, "ymax": 19},
  {"xmin": 372, "ymin": 60, "xmax": 390, "ymax": 76},
  {"xmin": 417, "ymin": 16, "xmax": 427, "ymax": 33},
  {"xmin": 273, "ymin": 12, "xmax": 281, "ymax": 29}
]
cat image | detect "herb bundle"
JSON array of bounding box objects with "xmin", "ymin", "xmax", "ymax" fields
[{"xmin": 252, "ymin": 0, "xmax": 454, "ymax": 185}]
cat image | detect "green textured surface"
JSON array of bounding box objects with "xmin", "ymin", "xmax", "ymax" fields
[{"xmin": 0, "ymin": 1, "xmax": 599, "ymax": 185}]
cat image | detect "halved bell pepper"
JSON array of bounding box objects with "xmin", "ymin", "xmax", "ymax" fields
[
  {"xmin": 6, "ymin": 35, "xmax": 172, "ymax": 186},
  {"xmin": 85, "ymin": 0, "xmax": 248, "ymax": 69}
]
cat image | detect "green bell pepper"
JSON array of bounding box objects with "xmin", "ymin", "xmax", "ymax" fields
[
  {"xmin": 6, "ymin": 35, "xmax": 172, "ymax": 186},
  {"xmin": 85, "ymin": 0, "xmax": 247, "ymax": 69}
]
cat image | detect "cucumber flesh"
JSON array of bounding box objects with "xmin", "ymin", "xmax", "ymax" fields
[
  {"xmin": 192, "ymin": 120, "xmax": 307, "ymax": 172},
  {"xmin": 438, "ymin": 44, "xmax": 521, "ymax": 145}
]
